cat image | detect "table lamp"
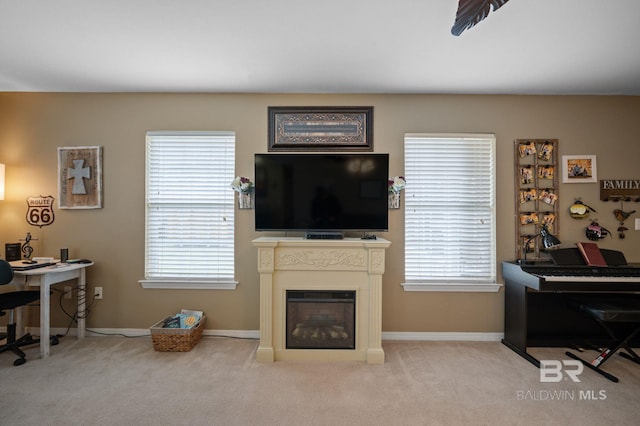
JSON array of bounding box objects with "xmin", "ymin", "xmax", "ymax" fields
[
  {"xmin": 520, "ymin": 224, "xmax": 561, "ymax": 263},
  {"xmin": 0, "ymin": 163, "xmax": 5, "ymax": 200}
]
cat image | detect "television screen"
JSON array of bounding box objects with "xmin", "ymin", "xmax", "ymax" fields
[{"xmin": 255, "ymin": 153, "xmax": 389, "ymax": 232}]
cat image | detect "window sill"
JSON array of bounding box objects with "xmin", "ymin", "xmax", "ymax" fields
[
  {"xmin": 139, "ymin": 279, "xmax": 238, "ymax": 290},
  {"xmin": 402, "ymin": 282, "xmax": 502, "ymax": 293}
]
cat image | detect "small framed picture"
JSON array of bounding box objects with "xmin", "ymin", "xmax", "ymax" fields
[{"xmin": 562, "ymin": 155, "xmax": 597, "ymax": 183}]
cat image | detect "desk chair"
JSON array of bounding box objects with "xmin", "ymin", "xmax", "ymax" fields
[
  {"xmin": 0, "ymin": 259, "xmax": 42, "ymax": 366},
  {"xmin": 566, "ymin": 297, "xmax": 640, "ymax": 382}
]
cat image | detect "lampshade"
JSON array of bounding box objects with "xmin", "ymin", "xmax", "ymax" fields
[
  {"xmin": 540, "ymin": 224, "xmax": 562, "ymax": 249},
  {"xmin": 0, "ymin": 163, "xmax": 5, "ymax": 200},
  {"xmin": 520, "ymin": 224, "xmax": 561, "ymax": 263}
]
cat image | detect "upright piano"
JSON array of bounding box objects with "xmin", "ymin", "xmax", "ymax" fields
[{"xmin": 502, "ymin": 248, "xmax": 640, "ymax": 366}]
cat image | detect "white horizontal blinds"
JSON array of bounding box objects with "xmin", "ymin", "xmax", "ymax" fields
[
  {"xmin": 404, "ymin": 134, "xmax": 496, "ymax": 283},
  {"xmin": 145, "ymin": 131, "xmax": 235, "ymax": 280}
]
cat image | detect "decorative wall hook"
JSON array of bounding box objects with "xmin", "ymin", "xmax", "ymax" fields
[
  {"xmin": 613, "ymin": 200, "xmax": 636, "ymax": 239},
  {"xmin": 599, "ymin": 179, "xmax": 640, "ymax": 202}
]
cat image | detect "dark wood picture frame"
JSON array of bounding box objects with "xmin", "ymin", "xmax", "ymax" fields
[{"xmin": 268, "ymin": 106, "xmax": 373, "ymax": 151}]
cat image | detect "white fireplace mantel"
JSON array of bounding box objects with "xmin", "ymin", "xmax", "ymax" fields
[{"xmin": 252, "ymin": 237, "xmax": 391, "ymax": 364}]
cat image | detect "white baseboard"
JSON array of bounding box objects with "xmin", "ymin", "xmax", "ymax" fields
[
  {"xmin": 205, "ymin": 329, "xmax": 260, "ymax": 339},
  {"xmin": 381, "ymin": 331, "xmax": 503, "ymax": 342},
  {"xmin": 40, "ymin": 327, "xmax": 262, "ymax": 339},
  {"xmin": 12, "ymin": 327, "xmax": 502, "ymax": 342}
]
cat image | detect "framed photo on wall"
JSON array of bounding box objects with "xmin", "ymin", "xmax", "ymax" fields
[
  {"xmin": 268, "ymin": 106, "xmax": 373, "ymax": 151},
  {"xmin": 58, "ymin": 146, "xmax": 103, "ymax": 209},
  {"xmin": 562, "ymin": 155, "xmax": 597, "ymax": 183}
]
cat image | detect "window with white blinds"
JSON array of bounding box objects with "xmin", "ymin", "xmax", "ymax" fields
[
  {"xmin": 141, "ymin": 131, "xmax": 237, "ymax": 289},
  {"xmin": 403, "ymin": 133, "xmax": 499, "ymax": 292}
]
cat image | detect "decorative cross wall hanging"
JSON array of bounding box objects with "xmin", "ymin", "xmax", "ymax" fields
[{"xmin": 57, "ymin": 146, "xmax": 103, "ymax": 209}]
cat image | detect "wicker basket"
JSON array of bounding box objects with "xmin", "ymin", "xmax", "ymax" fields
[{"xmin": 150, "ymin": 315, "xmax": 205, "ymax": 352}]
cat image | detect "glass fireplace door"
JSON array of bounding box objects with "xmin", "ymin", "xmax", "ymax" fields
[{"xmin": 286, "ymin": 290, "xmax": 356, "ymax": 350}]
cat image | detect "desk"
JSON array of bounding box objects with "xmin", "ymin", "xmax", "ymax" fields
[{"xmin": 9, "ymin": 261, "xmax": 93, "ymax": 359}]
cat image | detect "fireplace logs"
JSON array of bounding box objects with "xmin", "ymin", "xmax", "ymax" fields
[{"xmin": 291, "ymin": 323, "xmax": 350, "ymax": 340}]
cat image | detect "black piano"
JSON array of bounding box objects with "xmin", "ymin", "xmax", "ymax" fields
[{"xmin": 502, "ymin": 248, "xmax": 640, "ymax": 367}]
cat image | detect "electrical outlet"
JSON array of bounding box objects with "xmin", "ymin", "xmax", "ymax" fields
[
  {"xmin": 64, "ymin": 286, "xmax": 72, "ymax": 299},
  {"xmin": 636, "ymin": 218, "xmax": 640, "ymax": 231},
  {"xmin": 94, "ymin": 286, "xmax": 103, "ymax": 299}
]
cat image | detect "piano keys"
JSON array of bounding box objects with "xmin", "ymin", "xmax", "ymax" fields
[{"xmin": 503, "ymin": 261, "xmax": 640, "ymax": 292}]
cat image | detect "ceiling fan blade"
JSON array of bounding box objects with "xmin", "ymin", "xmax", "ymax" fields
[{"xmin": 451, "ymin": 0, "xmax": 510, "ymax": 36}]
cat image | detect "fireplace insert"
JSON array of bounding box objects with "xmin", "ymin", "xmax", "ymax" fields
[{"xmin": 286, "ymin": 290, "xmax": 356, "ymax": 350}]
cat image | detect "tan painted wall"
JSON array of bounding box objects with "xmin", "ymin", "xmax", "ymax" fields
[{"xmin": 1, "ymin": 93, "xmax": 639, "ymax": 333}]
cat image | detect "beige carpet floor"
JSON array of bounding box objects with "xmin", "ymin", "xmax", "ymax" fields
[{"xmin": 1, "ymin": 336, "xmax": 638, "ymax": 425}]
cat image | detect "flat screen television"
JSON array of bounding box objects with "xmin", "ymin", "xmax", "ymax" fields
[{"xmin": 255, "ymin": 153, "xmax": 389, "ymax": 234}]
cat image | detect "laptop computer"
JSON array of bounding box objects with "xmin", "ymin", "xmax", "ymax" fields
[{"xmin": 9, "ymin": 260, "xmax": 55, "ymax": 271}]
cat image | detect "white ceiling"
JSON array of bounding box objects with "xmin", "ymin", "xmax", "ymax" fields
[{"xmin": 1, "ymin": 0, "xmax": 640, "ymax": 95}]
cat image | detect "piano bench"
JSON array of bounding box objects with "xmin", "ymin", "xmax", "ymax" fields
[
  {"xmin": 566, "ymin": 298, "xmax": 640, "ymax": 382},
  {"xmin": 576, "ymin": 299, "xmax": 640, "ymax": 322}
]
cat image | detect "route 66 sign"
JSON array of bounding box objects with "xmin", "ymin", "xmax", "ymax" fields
[{"xmin": 26, "ymin": 196, "xmax": 55, "ymax": 227}]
